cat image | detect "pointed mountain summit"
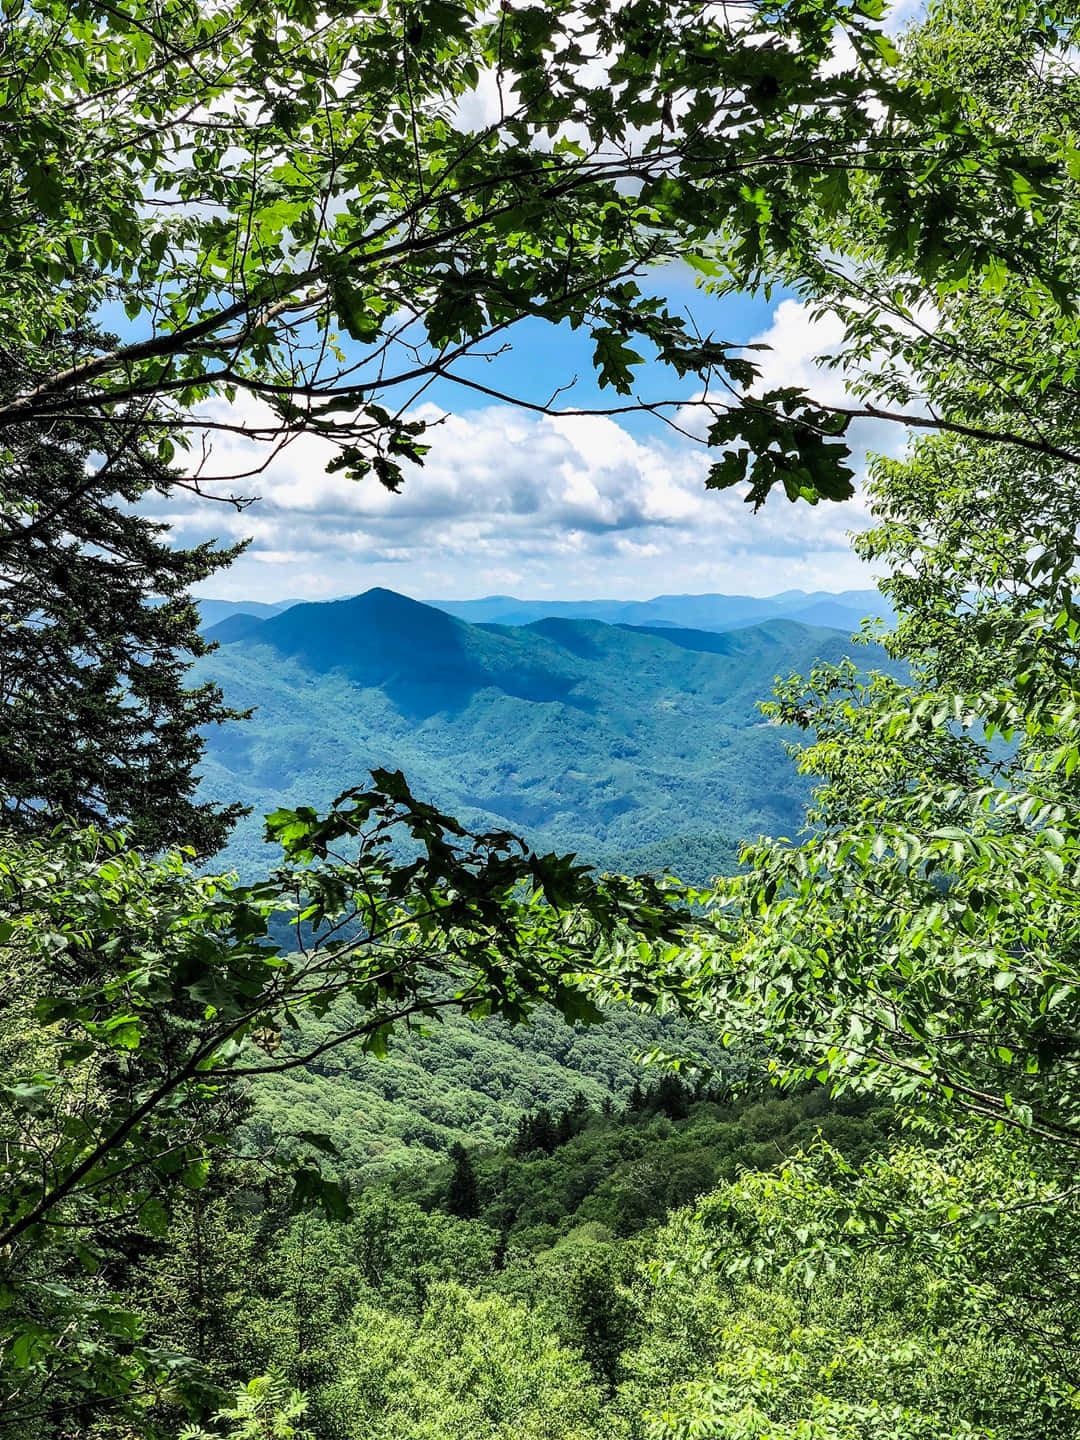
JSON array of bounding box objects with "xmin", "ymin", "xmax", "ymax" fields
[
  {"xmin": 208, "ymin": 587, "xmax": 586, "ymax": 716},
  {"xmin": 250, "ymin": 587, "xmax": 468, "ymax": 680},
  {"xmin": 203, "ymin": 612, "xmax": 269, "ymax": 647}
]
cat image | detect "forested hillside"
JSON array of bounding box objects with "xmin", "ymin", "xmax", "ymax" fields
[
  {"xmin": 201, "ymin": 591, "xmax": 874, "ymax": 1172},
  {"xmin": 393, "ymin": 1080, "xmax": 899, "ymax": 1247},
  {"xmin": 195, "ymin": 588, "xmax": 869, "ymax": 878},
  {"xmin": 246, "ymin": 1006, "xmax": 734, "ymax": 1172}
]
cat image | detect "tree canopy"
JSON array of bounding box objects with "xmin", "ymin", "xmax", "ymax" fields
[
  {"xmin": 0, "ymin": 771, "xmax": 692, "ymax": 1425},
  {"xmin": 679, "ymin": 0, "xmax": 1080, "ymax": 1151},
  {"xmin": 4, "ymin": 0, "xmax": 1080, "ymax": 508}
]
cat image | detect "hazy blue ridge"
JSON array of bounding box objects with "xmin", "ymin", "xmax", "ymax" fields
[
  {"xmin": 196, "ymin": 586, "xmax": 895, "ymax": 636},
  {"xmin": 428, "ymin": 587, "xmax": 893, "ymax": 633},
  {"xmin": 196, "ymin": 596, "xmax": 304, "ymax": 627}
]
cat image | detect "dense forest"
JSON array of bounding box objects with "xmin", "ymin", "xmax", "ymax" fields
[{"xmin": 5, "ymin": 0, "xmax": 1080, "ymax": 1437}]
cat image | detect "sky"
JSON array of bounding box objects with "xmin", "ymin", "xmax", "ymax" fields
[
  {"xmin": 159, "ymin": 274, "xmax": 910, "ymax": 606},
  {"xmin": 134, "ymin": 0, "xmax": 931, "ymax": 607}
]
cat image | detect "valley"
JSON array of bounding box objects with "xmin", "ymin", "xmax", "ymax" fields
[{"xmin": 192, "ymin": 586, "xmax": 891, "ymax": 1172}]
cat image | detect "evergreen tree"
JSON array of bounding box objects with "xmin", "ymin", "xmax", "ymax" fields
[
  {"xmin": 655, "ymin": 1074, "xmax": 691, "ymax": 1121},
  {"xmin": 625, "ymin": 1083, "xmax": 646, "ymax": 1118},
  {"xmin": 567, "ymin": 1090, "xmax": 592, "ymax": 1133},
  {"xmin": 556, "ymin": 1107, "xmax": 574, "ymax": 1147},
  {"xmin": 511, "ymin": 1114, "xmax": 534, "ymax": 1158},
  {"xmin": 513, "ymin": 1107, "xmax": 563, "ymax": 1157},
  {"xmin": 444, "ymin": 1144, "xmax": 479, "ymax": 1221},
  {"xmin": 0, "ymin": 335, "xmax": 245, "ymax": 853}
]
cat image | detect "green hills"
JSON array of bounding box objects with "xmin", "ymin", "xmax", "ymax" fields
[
  {"xmin": 248, "ymin": 1005, "xmax": 732, "ymax": 1174},
  {"xmin": 195, "ymin": 587, "xmax": 875, "ymax": 881}
]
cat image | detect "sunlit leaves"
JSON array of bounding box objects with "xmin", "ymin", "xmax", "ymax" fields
[
  {"xmin": 705, "ymin": 390, "xmax": 855, "ymax": 507},
  {"xmin": 4, "ymin": 0, "xmax": 1077, "ymax": 501}
]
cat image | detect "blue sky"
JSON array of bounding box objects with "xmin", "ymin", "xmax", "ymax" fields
[
  {"xmin": 150, "ymin": 275, "xmax": 899, "ymax": 605},
  {"xmin": 128, "ymin": 0, "xmax": 931, "ymax": 606},
  {"xmin": 373, "ymin": 272, "xmax": 783, "ymax": 429}
]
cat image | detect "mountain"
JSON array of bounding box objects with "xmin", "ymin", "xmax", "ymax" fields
[
  {"xmin": 199, "ymin": 611, "xmax": 269, "ymax": 645},
  {"xmin": 196, "ymin": 596, "xmax": 302, "ymax": 628},
  {"xmin": 429, "ymin": 588, "xmax": 892, "ymax": 633},
  {"xmin": 193, "ymin": 587, "xmax": 898, "ymax": 1171},
  {"xmin": 195, "ymin": 587, "xmax": 882, "ymax": 880}
]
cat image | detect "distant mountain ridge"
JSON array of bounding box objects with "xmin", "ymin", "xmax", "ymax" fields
[
  {"xmin": 431, "ymin": 588, "xmax": 893, "ymax": 634},
  {"xmin": 196, "ymin": 596, "xmax": 301, "ymax": 628},
  {"xmin": 197, "ymin": 586, "xmax": 893, "ymax": 637},
  {"xmin": 195, "ymin": 588, "xmax": 893, "ymax": 881}
]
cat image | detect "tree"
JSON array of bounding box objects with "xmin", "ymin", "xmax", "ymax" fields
[
  {"xmin": 444, "ymin": 1143, "xmax": 479, "ymax": 1221},
  {"xmin": 631, "ymin": 21, "xmax": 1080, "ymax": 1432},
  {"xmin": 3, "ymin": 0, "xmax": 1077, "ymax": 512},
  {"xmin": 0, "ymin": 330, "xmax": 245, "ymax": 853},
  {"xmin": 558, "ymin": 1245, "xmax": 639, "ymax": 1396},
  {"xmin": 513, "ymin": 1106, "xmax": 560, "ymax": 1157},
  {"xmin": 693, "ymin": 429, "xmax": 1080, "ymax": 1146},
  {"xmin": 625, "ymin": 1082, "xmax": 646, "ymax": 1117},
  {"xmin": 653, "ymin": 1073, "xmax": 690, "ymax": 1120},
  {"xmin": 684, "ymin": 0, "xmax": 1080, "ymax": 1151},
  {"xmin": 181, "ymin": 1375, "xmax": 312, "ymax": 1440},
  {"xmin": 0, "ymin": 769, "xmax": 692, "ymax": 1430},
  {"xmin": 317, "ymin": 1283, "xmax": 616, "ymax": 1440},
  {"xmin": 745, "ymin": 0, "xmax": 1080, "ymax": 507},
  {"xmin": 557, "ymin": 1089, "xmax": 592, "ymax": 1144}
]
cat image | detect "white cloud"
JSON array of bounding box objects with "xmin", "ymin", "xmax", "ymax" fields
[{"xmin": 155, "ymin": 361, "xmax": 888, "ymax": 602}]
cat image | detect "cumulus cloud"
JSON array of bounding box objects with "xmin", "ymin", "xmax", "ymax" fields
[
  {"xmin": 157, "ymin": 353, "xmax": 890, "ymax": 604},
  {"xmin": 136, "ymin": 291, "xmax": 937, "ymax": 603}
]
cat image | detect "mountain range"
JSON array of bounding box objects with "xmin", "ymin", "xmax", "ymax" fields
[
  {"xmin": 430, "ymin": 588, "xmax": 892, "ymax": 634},
  {"xmin": 197, "ymin": 586, "xmax": 893, "ymax": 637},
  {"xmin": 195, "ymin": 587, "xmax": 889, "ymax": 881}
]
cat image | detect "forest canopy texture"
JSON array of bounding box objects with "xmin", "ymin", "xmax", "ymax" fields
[{"xmin": 5, "ymin": 1, "xmax": 1080, "ymax": 1438}]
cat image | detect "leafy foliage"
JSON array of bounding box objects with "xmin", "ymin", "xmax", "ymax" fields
[
  {"xmin": 89, "ymin": 1105, "xmax": 1074, "ymax": 1440},
  {"xmin": 3, "ymin": 0, "xmax": 1076, "ymax": 500},
  {"xmin": 636, "ymin": 1132, "xmax": 1080, "ymax": 1440},
  {"xmin": 242, "ymin": 1003, "xmax": 725, "ymax": 1172},
  {"xmin": 181, "ymin": 1374, "xmax": 312, "ymax": 1440},
  {"xmin": 403, "ymin": 1082, "xmax": 896, "ymax": 1251},
  {"xmin": 0, "ymin": 776, "xmax": 690, "ymax": 1429},
  {"xmin": 316, "ymin": 1283, "xmax": 615, "ymax": 1440},
  {"xmin": 693, "ymin": 428, "xmax": 1080, "ymax": 1144}
]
